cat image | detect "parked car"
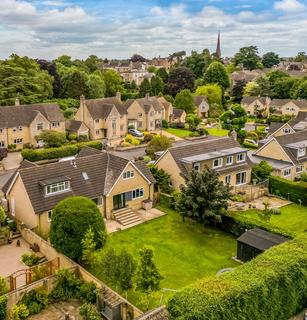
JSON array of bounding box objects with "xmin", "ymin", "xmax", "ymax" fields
[
  {"xmin": 243, "ymin": 139, "xmax": 258, "ymax": 147},
  {"xmin": 128, "ymin": 129, "xmax": 144, "ymax": 137}
]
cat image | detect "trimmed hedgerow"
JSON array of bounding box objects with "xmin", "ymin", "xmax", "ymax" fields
[
  {"xmin": 167, "ymin": 234, "xmax": 307, "ymax": 320},
  {"xmin": 0, "ymin": 296, "xmax": 7, "ymax": 320},
  {"xmin": 269, "ymin": 176, "xmax": 307, "ymax": 205},
  {"xmin": 21, "ymin": 141, "xmax": 102, "ymax": 162}
]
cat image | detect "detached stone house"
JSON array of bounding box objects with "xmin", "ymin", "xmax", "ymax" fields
[
  {"xmin": 123, "ymin": 95, "xmax": 164, "ymax": 131},
  {"xmin": 74, "ymin": 94, "xmax": 127, "ymax": 143},
  {"xmin": 0, "ymin": 100, "xmax": 65, "ymax": 150},
  {"xmin": 249, "ymin": 130, "xmax": 307, "ymax": 180},
  {"xmin": 288, "ymin": 111, "xmax": 307, "ymax": 131},
  {"xmin": 157, "ymin": 96, "xmax": 173, "ymax": 122},
  {"xmin": 2, "ymin": 147, "xmax": 155, "ymax": 237},
  {"xmin": 270, "ymin": 99, "xmax": 307, "ymax": 116},
  {"xmin": 156, "ymin": 137, "xmax": 251, "ymax": 190},
  {"xmin": 241, "ymin": 96, "xmax": 270, "ymax": 117},
  {"xmin": 172, "ymin": 109, "xmax": 186, "ymax": 123},
  {"xmin": 194, "ymin": 96, "xmax": 210, "ymax": 118}
]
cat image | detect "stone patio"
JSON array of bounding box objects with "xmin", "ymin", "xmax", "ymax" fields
[
  {"xmin": 105, "ymin": 207, "xmax": 166, "ymax": 233},
  {"xmin": 229, "ymin": 196, "xmax": 291, "ymax": 211}
]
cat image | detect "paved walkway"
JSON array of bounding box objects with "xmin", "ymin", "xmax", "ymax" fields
[
  {"xmin": 1, "ymin": 152, "xmax": 22, "ymax": 170},
  {"xmin": 105, "ymin": 208, "xmax": 166, "ymax": 233},
  {"xmin": 160, "ymin": 130, "xmax": 183, "ymax": 141},
  {"xmin": 229, "ymin": 196, "xmax": 291, "ymax": 211}
]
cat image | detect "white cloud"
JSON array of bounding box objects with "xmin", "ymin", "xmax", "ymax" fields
[{"xmin": 274, "ymin": 0, "xmax": 306, "ymax": 12}]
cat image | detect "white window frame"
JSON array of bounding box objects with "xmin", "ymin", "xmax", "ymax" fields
[
  {"xmin": 237, "ymin": 153, "xmax": 246, "ymax": 163},
  {"xmin": 283, "ymin": 168, "xmax": 291, "ymax": 177},
  {"xmin": 123, "ymin": 171, "xmax": 134, "ymax": 180},
  {"xmin": 13, "ymin": 138, "xmax": 23, "ymax": 144},
  {"xmin": 296, "ymin": 166, "xmax": 303, "ymax": 173},
  {"xmin": 298, "ymin": 147, "xmax": 306, "ymax": 157},
  {"xmin": 45, "ymin": 181, "xmax": 70, "ymax": 196},
  {"xmin": 47, "ymin": 210, "xmax": 52, "ymax": 222},
  {"xmin": 226, "ymin": 155, "xmax": 233, "ymax": 166},
  {"xmin": 193, "ymin": 162, "xmax": 200, "ymax": 172},
  {"xmin": 37, "ymin": 123, "xmax": 44, "ymax": 131},
  {"xmin": 225, "ymin": 175, "xmax": 231, "ymax": 184},
  {"xmin": 213, "ymin": 158, "xmax": 223, "ymax": 168},
  {"xmin": 51, "ymin": 121, "xmax": 60, "ymax": 127},
  {"xmin": 236, "ymin": 171, "xmax": 247, "ymax": 186},
  {"xmin": 132, "ymin": 188, "xmax": 144, "ymax": 200}
]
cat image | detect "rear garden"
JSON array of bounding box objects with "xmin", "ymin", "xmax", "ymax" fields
[
  {"xmin": 163, "ymin": 126, "xmax": 228, "ymax": 138},
  {"xmin": 90, "ymin": 207, "xmax": 239, "ymax": 310}
]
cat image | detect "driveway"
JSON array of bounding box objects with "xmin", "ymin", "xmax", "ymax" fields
[{"xmin": 1, "ymin": 152, "xmax": 22, "ymax": 170}]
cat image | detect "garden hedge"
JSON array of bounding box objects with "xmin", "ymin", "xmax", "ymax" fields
[
  {"xmin": 269, "ymin": 176, "xmax": 307, "ymax": 205},
  {"xmin": 0, "ymin": 296, "xmax": 7, "ymax": 320},
  {"xmin": 21, "ymin": 141, "xmax": 102, "ymax": 162},
  {"xmin": 167, "ymin": 234, "xmax": 307, "ymax": 320}
]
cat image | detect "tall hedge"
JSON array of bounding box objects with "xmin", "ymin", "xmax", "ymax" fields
[
  {"xmin": 269, "ymin": 176, "xmax": 307, "ymax": 205},
  {"xmin": 21, "ymin": 141, "xmax": 102, "ymax": 162},
  {"xmin": 167, "ymin": 234, "xmax": 307, "ymax": 320}
]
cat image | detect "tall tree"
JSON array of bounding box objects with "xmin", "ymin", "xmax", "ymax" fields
[
  {"xmin": 150, "ymin": 76, "xmax": 164, "ymax": 95},
  {"xmin": 166, "ymin": 67, "xmax": 195, "ymax": 96},
  {"xmin": 65, "ymin": 69, "xmax": 88, "ymax": 98},
  {"xmin": 182, "ymin": 49, "xmax": 212, "ymax": 78},
  {"xmin": 156, "ymin": 68, "xmax": 168, "ymax": 83},
  {"xmin": 175, "ymin": 168, "xmax": 231, "ymax": 226},
  {"xmin": 231, "ymin": 79, "xmax": 246, "ymax": 102},
  {"xmin": 203, "ymin": 61, "xmax": 230, "ymax": 90},
  {"xmin": 84, "ymin": 55, "xmax": 101, "ymax": 73},
  {"xmin": 233, "ymin": 46, "xmax": 262, "ymax": 70},
  {"xmin": 102, "ymin": 69, "xmax": 124, "ymax": 97},
  {"xmin": 139, "ymin": 78, "xmax": 152, "ymax": 97},
  {"xmin": 86, "ymin": 72, "xmax": 106, "ymax": 99},
  {"xmin": 55, "ymin": 55, "xmax": 73, "ymax": 67},
  {"xmin": 195, "ymin": 84, "xmax": 223, "ymax": 106},
  {"xmin": 262, "ymin": 52, "xmax": 280, "ymax": 68},
  {"xmin": 131, "ymin": 54, "xmax": 147, "ymax": 62},
  {"xmin": 174, "ymin": 89, "xmax": 195, "ymax": 113}
]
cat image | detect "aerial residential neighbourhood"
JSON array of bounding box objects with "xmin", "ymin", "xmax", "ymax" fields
[{"xmin": 0, "ymin": 1, "xmax": 307, "ymax": 320}]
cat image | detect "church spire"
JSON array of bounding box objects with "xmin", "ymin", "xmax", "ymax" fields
[{"xmin": 215, "ymin": 31, "xmax": 221, "ymax": 58}]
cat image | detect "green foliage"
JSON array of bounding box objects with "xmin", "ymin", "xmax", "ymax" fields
[
  {"xmin": 149, "ymin": 165, "xmax": 173, "ymax": 193},
  {"xmin": 0, "ymin": 207, "xmax": 6, "ymax": 226},
  {"xmin": 262, "ymin": 52, "xmax": 280, "ymax": 68},
  {"xmin": 146, "ymin": 135, "xmax": 172, "ymax": 157},
  {"xmin": 37, "ymin": 130, "xmax": 67, "ymax": 147},
  {"xmin": 195, "ymin": 84, "xmax": 223, "ymax": 106},
  {"xmin": 150, "ymin": 76, "xmax": 164, "ymax": 96},
  {"xmin": 166, "ymin": 67, "xmax": 195, "ymax": 96},
  {"xmin": 220, "ymin": 104, "xmax": 247, "ymax": 131},
  {"xmin": 267, "ymin": 114, "xmax": 292, "ymax": 124},
  {"xmin": 82, "ymin": 227, "xmax": 97, "ymax": 266},
  {"xmin": 174, "ymin": 89, "xmax": 195, "ymax": 113},
  {"xmin": 167, "ymin": 234, "xmax": 307, "ymax": 320},
  {"xmin": 20, "ymin": 288, "xmax": 49, "ymax": 315},
  {"xmin": 182, "ymin": 49, "xmax": 213, "ymax": 78},
  {"xmin": 50, "ymin": 196, "xmax": 106, "ymax": 261},
  {"xmin": 252, "ymin": 161, "xmax": 273, "ymax": 183},
  {"xmin": 0, "ymin": 276, "xmax": 8, "ymax": 296},
  {"xmin": 102, "ymin": 69, "xmax": 124, "ymax": 97},
  {"xmin": 185, "ymin": 113, "xmax": 201, "ymax": 131},
  {"xmin": 176, "ymin": 168, "xmax": 231, "ymax": 226},
  {"xmin": 300, "ymin": 171, "xmax": 307, "ymax": 182},
  {"xmin": 156, "ymin": 68, "xmax": 168, "ymax": 83},
  {"xmin": 231, "ymin": 79, "xmax": 246, "ymax": 103},
  {"xmin": 21, "ymin": 141, "xmax": 102, "ymax": 162},
  {"xmin": 269, "ymin": 176, "xmax": 307, "ymax": 205},
  {"xmin": 8, "ymin": 304, "xmax": 29, "ymax": 320},
  {"xmin": 136, "ymin": 246, "xmax": 163, "ymax": 293},
  {"xmin": 203, "ymin": 61, "xmax": 230, "ymax": 90},
  {"xmin": 79, "ymin": 303, "xmax": 101, "ymax": 320},
  {"xmin": 0, "ymin": 296, "xmax": 7, "ymax": 320},
  {"xmin": 139, "ymin": 78, "xmax": 151, "ymax": 97},
  {"xmin": 86, "ymin": 72, "xmax": 106, "ymax": 99},
  {"xmin": 21, "ymin": 253, "xmax": 40, "ymax": 267},
  {"xmin": 233, "ymin": 46, "xmax": 262, "ymax": 70},
  {"xmin": 125, "ymin": 134, "xmax": 141, "ymax": 146}
]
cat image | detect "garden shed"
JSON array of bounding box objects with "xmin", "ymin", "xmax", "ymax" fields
[{"xmin": 236, "ymin": 228, "xmax": 287, "ymax": 262}]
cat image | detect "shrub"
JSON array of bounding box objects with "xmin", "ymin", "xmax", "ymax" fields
[
  {"xmin": 0, "ymin": 148, "xmax": 8, "ymax": 161},
  {"xmin": 21, "ymin": 141, "xmax": 102, "ymax": 162},
  {"xmin": 20, "ymin": 288, "xmax": 49, "ymax": 315},
  {"xmin": 243, "ymin": 141, "xmax": 258, "ymax": 149},
  {"xmin": 143, "ymin": 133, "xmax": 154, "ymax": 143},
  {"xmin": 252, "ymin": 161, "xmax": 273, "ymax": 183},
  {"xmin": 188, "ymin": 131, "xmax": 200, "ymax": 137},
  {"xmin": 8, "ymin": 144, "xmax": 16, "ymax": 150},
  {"xmin": 176, "ymin": 122, "xmax": 185, "ymax": 129},
  {"xmin": 269, "ymin": 176, "xmax": 307, "ymax": 205},
  {"xmin": 168, "ymin": 234, "xmax": 307, "ymax": 320},
  {"xmin": 78, "ymin": 134, "xmax": 89, "ymax": 142},
  {"xmin": 162, "ymin": 120, "xmax": 169, "ymax": 129},
  {"xmin": 300, "ymin": 171, "xmax": 307, "ymax": 182},
  {"xmin": 50, "ymin": 196, "xmax": 106, "ymax": 261},
  {"xmin": 8, "ymin": 304, "xmax": 29, "ymax": 320},
  {"xmin": 146, "ymin": 135, "xmax": 172, "ymax": 157},
  {"xmin": 21, "ymin": 253, "xmax": 40, "ymax": 267},
  {"xmin": 0, "ymin": 276, "xmax": 8, "ymax": 296},
  {"xmin": 0, "ymin": 207, "xmax": 6, "ymax": 226},
  {"xmin": 0, "ymin": 296, "xmax": 7, "ymax": 320},
  {"xmin": 68, "ymin": 133, "xmax": 78, "ymax": 141},
  {"xmin": 37, "ymin": 130, "xmax": 67, "ymax": 148},
  {"xmin": 79, "ymin": 303, "xmax": 100, "ymax": 320}
]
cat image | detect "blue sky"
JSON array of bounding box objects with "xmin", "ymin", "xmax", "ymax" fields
[{"xmin": 0, "ymin": 0, "xmax": 307, "ymax": 59}]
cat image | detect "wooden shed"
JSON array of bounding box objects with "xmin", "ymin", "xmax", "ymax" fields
[{"xmin": 236, "ymin": 228, "xmax": 287, "ymax": 262}]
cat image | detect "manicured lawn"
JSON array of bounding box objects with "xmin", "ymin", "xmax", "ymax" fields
[
  {"xmin": 163, "ymin": 127, "xmax": 192, "ymax": 138},
  {"xmin": 234, "ymin": 204, "xmax": 307, "ymax": 236},
  {"xmin": 91, "ymin": 207, "xmax": 238, "ymax": 310},
  {"xmin": 207, "ymin": 127, "xmax": 229, "ymax": 136}
]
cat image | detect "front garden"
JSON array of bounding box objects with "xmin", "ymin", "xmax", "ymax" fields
[{"xmin": 90, "ymin": 207, "xmax": 239, "ymax": 310}]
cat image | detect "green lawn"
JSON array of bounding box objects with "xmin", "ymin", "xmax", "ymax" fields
[
  {"xmin": 206, "ymin": 127, "xmax": 229, "ymax": 137},
  {"xmin": 91, "ymin": 207, "xmax": 238, "ymax": 310},
  {"xmin": 163, "ymin": 127, "xmax": 192, "ymax": 138},
  {"xmin": 234, "ymin": 204, "xmax": 307, "ymax": 236}
]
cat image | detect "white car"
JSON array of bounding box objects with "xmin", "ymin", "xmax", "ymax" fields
[{"xmin": 128, "ymin": 129, "xmax": 144, "ymax": 137}]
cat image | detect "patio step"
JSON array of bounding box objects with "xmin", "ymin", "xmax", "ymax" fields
[{"xmin": 113, "ymin": 208, "xmax": 142, "ymax": 226}]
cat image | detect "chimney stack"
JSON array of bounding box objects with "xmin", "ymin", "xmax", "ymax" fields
[
  {"xmin": 15, "ymin": 98, "xmax": 20, "ymax": 106},
  {"xmin": 230, "ymin": 130, "xmax": 237, "ymax": 141},
  {"xmin": 80, "ymin": 95, "xmax": 85, "ymax": 122},
  {"xmin": 116, "ymin": 92, "xmax": 121, "ymax": 101},
  {"xmin": 145, "ymin": 93, "xmax": 149, "ymax": 100}
]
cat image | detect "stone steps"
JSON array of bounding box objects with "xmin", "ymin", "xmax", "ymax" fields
[{"xmin": 113, "ymin": 208, "xmax": 142, "ymax": 226}]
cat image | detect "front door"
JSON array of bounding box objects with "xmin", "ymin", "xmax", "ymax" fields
[{"xmin": 113, "ymin": 193, "xmax": 126, "ymax": 210}]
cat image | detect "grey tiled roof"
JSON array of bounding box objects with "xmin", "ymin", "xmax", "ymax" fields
[
  {"xmin": 124, "ymin": 96, "xmax": 164, "ymax": 113},
  {"xmin": 0, "ymin": 103, "xmax": 64, "ymax": 128},
  {"xmin": 193, "ymin": 95, "xmax": 209, "ymax": 106},
  {"xmin": 172, "ymin": 108, "xmax": 185, "ymax": 118},
  {"xmin": 271, "ymin": 99, "xmax": 307, "ymax": 109},
  {"xmin": 267, "ymin": 122, "xmax": 285, "ymax": 136},
  {"xmin": 65, "ymin": 120, "xmax": 86, "ymax": 132},
  {"xmin": 241, "ymin": 96, "xmax": 267, "ymax": 105}
]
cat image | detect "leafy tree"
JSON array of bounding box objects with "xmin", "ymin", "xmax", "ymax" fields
[
  {"xmin": 195, "ymin": 84, "xmax": 223, "ymax": 106},
  {"xmin": 146, "ymin": 135, "xmax": 172, "ymax": 157},
  {"xmin": 0, "ymin": 54, "xmax": 53, "ymax": 105},
  {"xmin": 99, "ymin": 248, "xmax": 119, "ymax": 286},
  {"xmin": 36, "ymin": 130, "xmax": 67, "ymax": 148},
  {"xmin": 147, "ymin": 66, "xmax": 157, "ymax": 73},
  {"xmin": 131, "ymin": 54, "xmax": 146, "ymax": 62},
  {"xmin": 66, "ymin": 69, "xmax": 87, "ymax": 98},
  {"xmin": 55, "ymin": 55, "xmax": 73, "ymax": 67},
  {"xmin": 186, "ymin": 113, "xmax": 201, "ymax": 131},
  {"xmin": 150, "ymin": 76, "xmax": 164, "ymax": 96},
  {"xmin": 292, "ymin": 80, "xmax": 307, "ymax": 99},
  {"xmin": 262, "ymin": 52, "xmax": 280, "ymax": 68},
  {"xmin": 174, "ymin": 89, "xmax": 195, "ymax": 113},
  {"xmin": 156, "ymin": 68, "xmax": 168, "ymax": 83},
  {"xmin": 220, "ymin": 104, "xmax": 247, "ymax": 131},
  {"xmin": 252, "ymin": 161, "xmax": 273, "ymax": 183},
  {"xmin": 168, "ymin": 51, "xmax": 186, "ymax": 64},
  {"xmin": 102, "ymin": 70, "xmax": 124, "ymax": 97},
  {"xmin": 84, "ymin": 55, "xmax": 101, "ymax": 73},
  {"xmin": 176, "ymin": 168, "xmax": 231, "ymax": 226},
  {"xmin": 81, "ymin": 227, "xmax": 96, "ymax": 266},
  {"xmin": 233, "ymin": 46, "xmax": 262, "ymax": 70},
  {"xmin": 136, "ymin": 246, "xmax": 163, "ymax": 293},
  {"xmin": 243, "ymin": 81, "xmax": 260, "ymax": 96},
  {"xmin": 86, "ymin": 72, "xmax": 106, "ymax": 99},
  {"xmin": 0, "ymin": 206, "xmax": 6, "ymax": 226},
  {"xmin": 139, "ymin": 78, "xmax": 151, "ymax": 97},
  {"xmin": 294, "ymin": 51, "xmax": 307, "ymax": 62},
  {"xmin": 149, "ymin": 165, "xmax": 173, "ymax": 193},
  {"xmin": 204, "ymin": 61, "xmax": 230, "ymax": 90},
  {"xmin": 0, "ymin": 275, "xmax": 8, "ymax": 295},
  {"xmin": 166, "ymin": 67, "xmax": 195, "ymax": 96},
  {"xmin": 182, "ymin": 49, "xmax": 212, "ymax": 78},
  {"xmin": 50, "ymin": 196, "xmax": 106, "ymax": 261},
  {"xmin": 231, "ymin": 79, "xmax": 246, "ymax": 102},
  {"xmin": 274, "ymin": 77, "xmax": 298, "ymax": 99}
]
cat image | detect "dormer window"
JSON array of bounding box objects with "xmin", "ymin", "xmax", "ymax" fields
[
  {"xmin": 226, "ymin": 156, "xmax": 233, "ymax": 165},
  {"xmin": 298, "ymin": 147, "xmax": 306, "ymax": 157},
  {"xmin": 46, "ymin": 181, "xmax": 70, "ymax": 195},
  {"xmin": 283, "ymin": 128, "xmax": 291, "ymax": 134},
  {"xmin": 237, "ymin": 153, "xmax": 246, "ymax": 163},
  {"xmin": 213, "ymin": 158, "xmax": 223, "ymax": 168},
  {"xmin": 123, "ymin": 170, "xmax": 134, "ymax": 179}
]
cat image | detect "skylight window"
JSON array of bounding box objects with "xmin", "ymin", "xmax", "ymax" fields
[{"xmin": 82, "ymin": 172, "xmax": 89, "ymax": 180}]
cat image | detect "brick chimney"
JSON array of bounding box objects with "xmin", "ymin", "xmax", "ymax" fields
[
  {"xmin": 230, "ymin": 130, "xmax": 237, "ymax": 141},
  {"xmin": 145, "ymin": 93, "xmax": 149, "ymax": 100},
  {"xmin": 80, "ymin": 95, "xmax": 85, "ymax": 122},
  {"xmin": 116, "ymin": 92, "xmax": 121, "ymax": 101},
  {"xmin": 15, "ymin": 98, "xmax": 20, "ymax": 106}
]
